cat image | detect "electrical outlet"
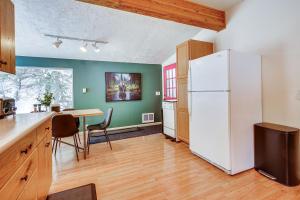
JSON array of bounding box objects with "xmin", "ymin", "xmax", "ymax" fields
[{"xmin": 155, "ymin": 91, "xmax": 161, "ymax": 96}]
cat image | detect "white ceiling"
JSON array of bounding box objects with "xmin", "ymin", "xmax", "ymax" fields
[
  {"xmin": 14, "ymin": 0, "xmax": 202, "ymax": 64},
  {"xmin": 192, "ymin": 0, "xmax": 242, "ymax": 10},
  {"xmin": 14, "ymin": 0, "xmax": 242, "ymax": 64}
]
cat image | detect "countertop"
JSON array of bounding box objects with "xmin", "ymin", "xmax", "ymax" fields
[{"xmin": 0, "ymin": 112, "xmax": 54, "ymax": 154}]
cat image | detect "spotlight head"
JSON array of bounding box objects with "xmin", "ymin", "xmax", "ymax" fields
[
  {"xmin": 80, "ymin": 41, "xmax": 88, "ymax": 52},
  {"xmin": 92, "ymin": 42, "xmax": 100, "ymax": 53},
  {"xmin": 52, "ymin": 38, "xmax": 63, "ymax": 48}
]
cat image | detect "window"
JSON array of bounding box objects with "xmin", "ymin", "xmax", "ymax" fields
[
  {"xmin": 0, "ymin": 67, "xmax": 73, "ymax": 113},
  {"xmin": 163, "ymin": 63, "xmax": 176, "ymax": 100}
]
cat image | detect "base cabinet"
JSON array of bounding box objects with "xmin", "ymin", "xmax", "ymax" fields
[
  {"xmin": 17, "ymin": 172, "xmax": 38, "ymax": 200},
  {"xmin": 0, "ymin": 119, "xmax": 52, "ymax": 200},
  {"xmin": 37, "ymin": 132, "xmax": 52, "ymax": 200}
]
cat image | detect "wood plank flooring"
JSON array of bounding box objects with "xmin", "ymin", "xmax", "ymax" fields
[{"xmin": 50, "ymin": 134, "xmax": 300, "ymax": 200}]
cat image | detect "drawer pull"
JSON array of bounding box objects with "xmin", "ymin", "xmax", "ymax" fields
[
  {"xmin": 20, "ymin": 175, "xmax": 28, "ymax": 182},
  {"xmin": 20, "ymin": 143, "xmax": 33, "ymax": 154},
  {"xmin": 45, "ymin": 127, "xmax": 50, "ymax": 130},
  {"xmin": 20, "ymin": 149, "xmax": 28, "ymax": 155},
  {"xmin": 45, "ymin": 142, "xmax": 51, "ymax": 147},
  {"xmin": 0, "ymin": 60, "xmax": 7, "ymax": 65}
]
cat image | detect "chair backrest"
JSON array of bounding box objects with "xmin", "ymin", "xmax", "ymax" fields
[
  {"xmin": 62, "ymin": 108, "xmax": 80, "ymax": 128},
  {"xmin": 102, "ymin": 108, "xmax": 113, "ymax": 129},
  {"xmin": 52, "ymin": 114, "xmax": 78, "ymax": 138},
  {"xmin": 63, "ymin": 108, "xmax": 75, "ymax": 111}
]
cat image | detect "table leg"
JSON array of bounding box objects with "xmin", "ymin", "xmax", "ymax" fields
[{"xmin": 83, "ymin": 116, "xmax": 86, "ymax": 159}]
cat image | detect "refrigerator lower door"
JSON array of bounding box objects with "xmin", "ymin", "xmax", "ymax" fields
[{"xmin": 189, "ymin": 91, "xmax": 231, "ymax": 171}]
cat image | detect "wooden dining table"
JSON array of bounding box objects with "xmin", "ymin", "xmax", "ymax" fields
[{"xmin": 62, "ymin": 108, "xmax": 104, "ymax": 159}]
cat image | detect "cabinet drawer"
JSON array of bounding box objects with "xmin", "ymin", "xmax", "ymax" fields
[
  {"xmin": 37, "ymin": 119, "xmax": 52, "ymax": 144},
  {"xmin": 17, "ymin": 171, "xmax": 38, "ymax": 200},
  {"xmin": 37, "ymin": 132, "xmax": 52, "ymax": 200},
  {"xmin": 0, "ymin": 150, "xmax": 38, "ymax": 200},
  {"xmin": 0, "ymin": 130, "xmax": 36, "ymax": 189}
]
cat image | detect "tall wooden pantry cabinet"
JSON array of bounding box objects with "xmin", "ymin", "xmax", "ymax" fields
[{"xmin": 176, "ymin": 40, "xmax": 213, "ymax": 143}]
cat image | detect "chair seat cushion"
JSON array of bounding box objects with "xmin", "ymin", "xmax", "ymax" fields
[{"xmin": 87, "ymin": 123, "xmax": 105, "ymax": 131}]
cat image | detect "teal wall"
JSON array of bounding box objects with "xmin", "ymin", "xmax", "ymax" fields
[{"xmin": 16, "ymin": 56, "xmax": 162, "ymax": 128}]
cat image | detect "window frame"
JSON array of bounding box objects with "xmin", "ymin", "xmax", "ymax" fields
[{"xmin": 163, "ymin": 63, "xmax": 177, "ymax": 100}]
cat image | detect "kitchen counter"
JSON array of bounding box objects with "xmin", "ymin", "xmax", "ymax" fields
[{"xmin": 0, "ymin": 112, "xmax": 54, "ymax": 154}]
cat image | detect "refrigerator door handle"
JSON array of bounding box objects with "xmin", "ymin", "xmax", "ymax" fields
[
  {"xmin": 188, "ymin": 64, "xmax": 193, "ymax": 117},
  {"xmin": 188, "ymin": 92, "xmax": 192, "ymax": 117}
]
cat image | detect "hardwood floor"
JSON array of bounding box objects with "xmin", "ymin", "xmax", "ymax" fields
[{"xmin": 50, "ymin": 134, "xmax": 300, "ymax": 200}]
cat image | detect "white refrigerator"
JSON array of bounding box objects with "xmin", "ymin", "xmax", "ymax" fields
[{"xmin": 188, "ymin": 50, "xmax": 262, "ymax": 175}]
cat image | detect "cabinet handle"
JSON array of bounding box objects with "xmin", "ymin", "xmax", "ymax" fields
[
  {"xmin": 20, "ymin": 149, "xmax": 28, "ymax": 155},
  {"xmin": 0, "ymin": 60, "xmax": 7, "ymax": 65},
  {"xmin": 45, "ymin": 127, "xmax": 50, "ymax": 131},
  {"xmin": 45, "ymin": 142, "xmax": 51, "ymax": 147},
  {"xmin": 20, "ymin": 143, "xmax": 32, "ymax": 154},
  {"xmin": 20, "ymin": 175, "xmax": 28, "ymax": 182}
]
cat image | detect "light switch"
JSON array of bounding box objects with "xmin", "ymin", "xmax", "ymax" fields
[
  {"xmin": 155, "ymin": 91, "xmax": 161, "ymax": 96},
  {"xmin": 82, "ymin": 88, "xmax": 87, "ymax": 94}
]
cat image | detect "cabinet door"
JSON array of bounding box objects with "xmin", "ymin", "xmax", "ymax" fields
[
  {"xmin": 177, "ymin": 110, "xmax": 189, "ymax": 143},
  {"xmin": 189, "ymin": 40, "xmax": 214, "ymax": 60},
  {"xmin": 0, "ymin": 0, "xmax": 15, "ymax": 74},
  {"xmin": 176, "ymin": 42, "xmax": 189, "ymax": 79},
  {"xmin": 17, "ymin": 172, "xmax": 38, "ymax": 200},
  {"xmin": 37, "ymin": 133, "xmax": 52, "ymax": 200},
  {"xmin": 176, "ymin": 78, "xmax": 189, "ymax": 143}
]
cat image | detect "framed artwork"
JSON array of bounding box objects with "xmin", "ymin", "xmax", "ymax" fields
[{"xmin": 105, "ymin": 72, "xmax": 142, "ymax": 102}]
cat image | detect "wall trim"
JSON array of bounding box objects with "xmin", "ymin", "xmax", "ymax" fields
[{"xmin": 81, "ymin": 122, "xmax": 162, "ymax": 135}]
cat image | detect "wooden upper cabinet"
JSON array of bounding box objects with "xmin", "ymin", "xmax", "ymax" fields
[
  {"xmin": 189, "ymin": 40, "xmax": 214, "ymax": 60},
  {"xmin": 176, "ymin": 42, "xmax": 189, "ymax": 79},
  {"xmin": 0, "ymin": 0, "xmax": 15, "ymax": 74},
  {"xmin": 176, "ymin": 40, "xmax": 213, "ymax": 144}
]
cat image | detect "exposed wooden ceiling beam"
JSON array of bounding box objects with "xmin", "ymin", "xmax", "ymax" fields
[{"xmin": 77, "ymin": 0, "xmax": 226, "ymax": 31}]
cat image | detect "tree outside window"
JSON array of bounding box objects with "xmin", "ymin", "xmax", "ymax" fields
[{"xmin": 0, "ymin": 67, "xmax": 73, "ymax": 113}]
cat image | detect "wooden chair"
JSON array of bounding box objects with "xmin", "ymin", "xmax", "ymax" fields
[
  {"xmin": 63, "ymin": 108, "xmax": 81, "ymax": 144},
  {"xmin": 87, "ymin": 108, "xmax": 113, "ymax": 152},
  {"xmin": 52, "ymin": 114, "xmax": 80, "ymax": 161}
]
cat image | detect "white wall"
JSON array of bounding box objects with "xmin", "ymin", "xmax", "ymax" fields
[
  {"xmin": 162, "ymin": 0, "xmax": 300, "ymax": 128},
  {"xmin": 215, "ymin": 0, "xmax": 300, "ymax": 127}
]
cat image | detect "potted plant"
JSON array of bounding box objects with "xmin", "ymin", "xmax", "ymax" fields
[{"xmin": 37, "ymin": 90, "xmax": 54, "ymax": 111}]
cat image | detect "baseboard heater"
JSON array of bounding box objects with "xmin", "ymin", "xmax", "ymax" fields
[
  {"xmin": 142, "ymin": 113, "xmax": 155, "ymax": 123},
  {"xmin": 88, "ymin": 122, "xmax": 162, "ymax": 136}
]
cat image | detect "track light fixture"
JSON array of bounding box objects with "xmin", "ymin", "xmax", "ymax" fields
[
  {"xmin": 80, "ymin": 41, "xmax": 88, "ymax": 52},
  {"xmin": 52, "ymin": 37, "xmax": 63, "ymax": 48},
  {"xmin": 45, "ymin": 34, "xmax": 108, "ymax": 53},
  {"xmin": 92, "ymin": 42, "xmax": 100, "ymax": 53}
]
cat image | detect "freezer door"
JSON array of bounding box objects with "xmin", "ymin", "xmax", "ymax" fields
[
  {"xmin": 189, "ymin": 92, "xmax": 231, "ymax": 171},
  {"xmin": 189, "ymin": 50, "xmax": 229, "ymax": 91}
]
